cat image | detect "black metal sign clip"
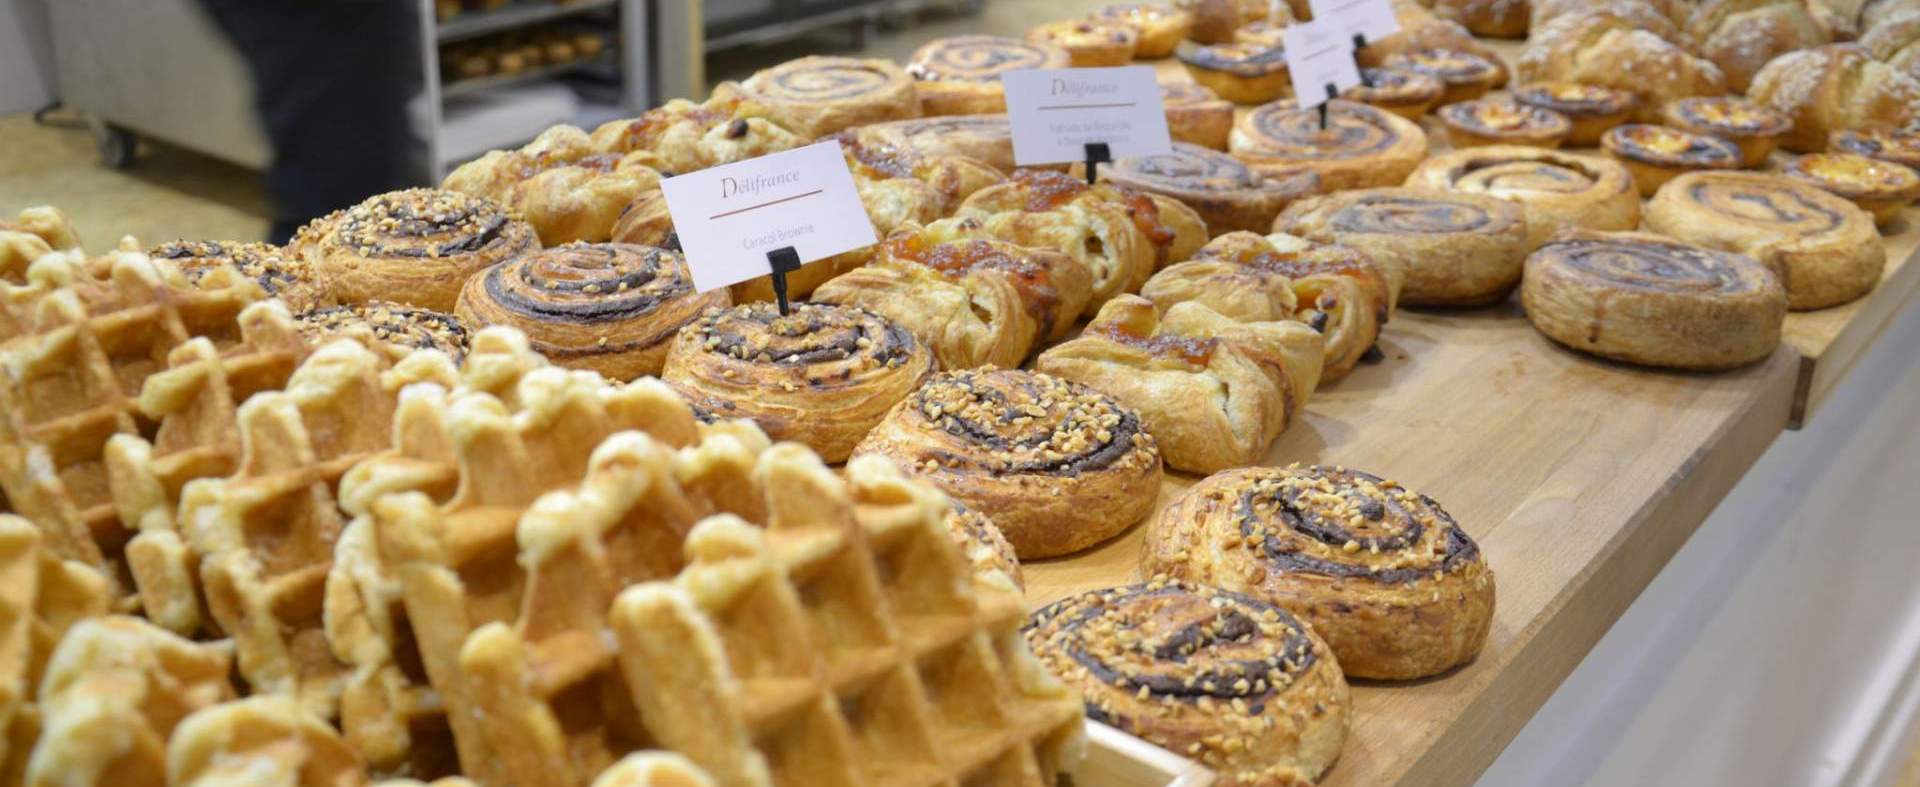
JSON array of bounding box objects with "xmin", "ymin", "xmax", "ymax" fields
[
  {"xmin": 767, "ymin": 245, "xmax": 802, "ymax": 316},
  {"xmin": 1084, "ymin": 141, "xmax": 1112, "ymax": 185}
]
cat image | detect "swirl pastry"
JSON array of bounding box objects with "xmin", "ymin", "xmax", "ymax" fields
[
  {"xmin": 1646, "ymin": 171, "xmax": 1885, "ymax": 310},
  {"xmin": 1037, "ymin": 296, "xmax": 1324, "ymax": 474},
  {"xmin": 661, "ymin": 302, "xmax": 933, "ymax": 462},
  {"xmin": 739, "ymin": 56, "xmax": 921, "ymax": 139},
  {"xmin": 441, "ymin": 124, "xmax": 665, "ymax": 245},
  {"xmin": 1027, "ymin": 19, "xmax": 1139, "ymax": 67},
  {"xmin": 1749, "ymin": 44, "xmax": 1920, "ymax": 153},
  {"xmin": 1159, "ymin": 82, "xmax": 1235, "ymax": 150},
  {"xmin": 1832, "ymin": 128, "xmax": 1920, "ymax": 170},
  {"xmin": 294, "ymin": 301, "xmax": 473, "ymax": 364},
  {"xmin": 1406, "ymin": 146, "xmax": 1641, "ymax": 249},
  {"xmin": 1601, "ymin": 124, "xmax": 1742, "ymax": 197},
  {"xmin": 1660, "ymin": 97, "xmax": 1793, "ymax": 169},
  {"xmin": 811, "ymin": 220, "xmax": 1093, "ymax": 368},
  {"xmin": 851, "ymin": 367, "xmax": 1163, "ymax": 558},
  {"xmin": 1024, "ymin": 581, "xmax": 1350, "ymax": 786},
  {"xmin": 852, "ymin": 114, "xmax": 1016, "ymax": 173},
  {"xmin": 958, "ymin": 169, "xmax": 1201, "ymax": 305},
  {"xmin": 1522, "ymin": 230, "xmax": 1787, "ymax": 368},
  {"xmin": 149, "ymin": 240, "xmax": 327, "ymax": 311},
  {"xmin": 1093, "ymin": 4, "xmax": 1194, "ymax": 57},
  {"xmin": 1341, "ymin": 67, "xmax": 1444, "ymax": 121},
  {"xmin": 1143, "ymin": 231, "xmax": 1397, "ymax": 381},
  {"xmin": 1277, "ymin": 188, "xmax": 1530, "ymax": 307},
  {"xmin": 295, "ymin": 188, "xmax": 537, "ymax": 312},
  {"xmin": 1144, "ymin": 465, "xmax": 1496, "ymax": 680},
  {"xmin": 1175, "ymin": 40, "xmax": 1291, "ymax": 105},
  {"xmin": 1437, "ymin": 98, "xmax": 1571, "ymax": 150},
  {"xmin": 1784, "ymin": 152, "xmax": 1920, "ymax": 225},
  {"xmin": 1099, "ymin": 143, "xmax": 1318, "ymax": 236},
  {"xmin": 907, "ymin": 36, "xmax": 1072, "ymax": 116},
  {"xmin": 1381, "ymin": 48, "xmax": 1504, "ymax": 105},
  {"xmin": 1229, "ymin": 100, "xmax": 1430, "ymax": 192},
  {"xmin": 1511, "ymin": 82, "xmax": 1637, "ymax": 146}
]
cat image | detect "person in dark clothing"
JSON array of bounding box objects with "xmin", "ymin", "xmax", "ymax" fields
[{"xmin": 198, "ymin": 0, "xmax": 424, "ymax": 244}]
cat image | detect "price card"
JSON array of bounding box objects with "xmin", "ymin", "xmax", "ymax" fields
[
  {"xmin": 1307, "ymin": 0, "xmax": 1401, "ymax": 44},
  {"xmin": 1002, "ymin": 66, "xmax": 1174, "ymax": 166},
  {"xmin": 658, "ymin": 140, "xmax": 877, "ymax": 293},
  {"xmin": 1282, "ymin": 19, "xmax": 1364, "ymax": 108}
]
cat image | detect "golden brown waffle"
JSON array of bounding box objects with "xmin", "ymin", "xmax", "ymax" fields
[
  {"xmin": 0, "ymin": 207, "xmax": 81, "ymax": 285},
  {"xmin": 0, "ymin": 515, "xmax": 112, "ymax": 778},
  {"xmin": 166, "ymin": 696, "xmax": 361, "ymax": 787},
  {"xmin": 589, "ymin": 752, "xmax": 719, "ymax": 787}
]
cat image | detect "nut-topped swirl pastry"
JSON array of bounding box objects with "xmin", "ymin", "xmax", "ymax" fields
[
  {"xmin": 1027, "ymin": 19, "xmax": 1140, "ymax": 67},
  {"xmin": 294, "ymin": 301, "xmax": 472, "ymax": 364},
  {"xmin": 1277, "ymin": 188, "xmax": 1530, "ymax": 306},
  {"xmin": 1782, "ymin": 152, "xmax": 1920, "ymax": 226},
  {"xmin": 1511, "ymin": 82, "xmax": 1638, "ymax": 146},
  {"xmin": 1025, "ymin": 581, "xmax": 1350, "ymax": 786},
  {"xmin": 1382, "ymin": 48, "xmax": 1505, "ymax": 105},
  {"xmin": 1175, "ymin": 40, "xmax": 1291, "ymax": 105},
  {"xmin": 907, "ymin": 35, "xmax": 1072, "ymax": 116},
  {"xmin": 851, "ymin": 367, "xmax": 1164, "ymax": 558},
  {"xmin": 662, "ymin": 302, "xmax": 934, "ymax": 462},
  {"xmin": 1437, "ymin": 98, "xmax": 1572, "ymax": 149},
  {"xmin": 1229, "ymin": 99, "xmax": 1430, "ymax": 192},
  {"xmin": 945, "ymin": 502, "xmax": 1023, "ymax": 588},
  {"xmin": 1092, "ymin": 3, "xmax": 1194, "ymax": 58},
  {"xmin": 1660, "ymin": 97, "xmax": 1793, "ymax": 168},
  {"xmin": 149, "ymin": 240, "xmax": 328, "ymax": 311},
  {"xmin": 1601, "ymin": 124, "xmax": 1742, "ymax": 197},
  {"xmin": 1145, "ymin": 465, "xmax": 1496, "ymax": 680},
  {"xmin": 1407, "ymin": 146, "xmax": 1641, "ymax": 248},
  {"xmin": 738, "ymin": 56, "xmax": 921, "ymax": 139},
  {"xmin": 1159, "ymin": 82, "xmax": 1236, "ymax": 150},
  {"xmin": 1831, "ymin": 128, "xmax": 1920, "ymax": 170},
  {"xmin": 1522, "ymin": 230, "xmax": 1786, "ymax": 369},
  {"xmin": 296, "ymin": 188, "xmax": 538, "ymax": 312},
  {"xmin": 1340, "ymin": 67, "xmax": 1445, "ymax": 121},
  {"xmin": 1646, "ymin": 171, "xmax": 1884, "ymax": 310},
  {"xmin": 1099, "ymin": 143, "xmax": 1319, "ymax": 235},
  {"xmin": 455, "ymin": 243, "xmax": 726, "ymax": 380}
]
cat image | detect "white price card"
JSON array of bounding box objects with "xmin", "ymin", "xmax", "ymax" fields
[
  {"xmin": 1002, "ymin": 66, "xmax": 1174, "ymax": 166},
  {"xmin": 1307, "ymin": 0, "xmax": 1401, "ymax": 44},
  {"xmin": 658, "ymin": 140, "xmax": 878, "ymax": 294},
  {"xmin": 1283, "ymin": 20, "xmax": 1364, "ymax": 109}
]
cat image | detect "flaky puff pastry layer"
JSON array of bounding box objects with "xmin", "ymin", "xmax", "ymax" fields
[
  {"xmin": 441, "ymin": 125, "xmax": 664, "ymax": 245},
  {"xmin": 958, "ymin": 170, "xmax": 1194, "ymax": 310},
  {"xmin": 1145, "ymin": 465, "xmax": 1495, "ymax": 680}
]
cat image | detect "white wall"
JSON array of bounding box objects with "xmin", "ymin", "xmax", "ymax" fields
[{"xmin": 1, "ymin": 0, "xmax": 57, "ymax": 114}]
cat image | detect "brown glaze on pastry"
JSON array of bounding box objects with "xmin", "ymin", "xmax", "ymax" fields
[
  {"xmin": 1601, "ymin": 124, "xmax": 1742, "ymax": 197},
  {"xmin": 907, "ymin": 36, "xmax": 1072, "ymax": 115},
  {"xmin": 295, "ymin": 300, "xmax": 472, "ymax": 364},
  {"xmin": 1510, "ymin": 81, "xmax": 1637, "ymax": 145},
  {"xmin": 1783, "ymin": 152, "xmax": 1920, "ymax": 225},
  {"xmin": 1382, "ymin": 48, "xmax": 1504, "ymax": 105},
  {"xmin": 1645, "ymin": 171, "xmax": 1883, "ymax": 310},
  {"xmin": 1100, "ymin": 143, "xmax": 1319, "ymax": 235},
  {"xmin": 1341, "ymin": 67, "xmax": 1445, "ymax": 121},
  {"xmin": 1437, "ymin": 98, "xmax": 1572, "ymax": 149},
  {"xmin": 297, "ymin": 188, "xmax": 537, "ymax": 312},
  {"xmin": 1229, "ymin": 100, "xmax": 1430, "ymax": 191},
  {"xmin": 149, "ymin": 240, "xmax": 328, "ymax": 311},
  {"xmin": 1661, "ymin": 96, "xmax": 1793, "ymax": 168}
]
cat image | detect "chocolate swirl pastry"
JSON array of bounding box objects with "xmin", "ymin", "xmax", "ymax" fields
[
  {"xmin": 662, "ymin": 302, "xmax": 932, "ymax": 462},
  {"xmin": 907, "ymin": 36, "xmax": 1071, "ymax": 116},
  {"xmin": 1407, "ymin": 146, "xmax": 1641, "ymax": 248},
  {"xmin": 854, "ymin": 114, "xmax": 1017, "ymax": 172},
  {"xmin": 739, "ymin": 56, "xmax": 921, "ymax": 139},
  {"xmin": 1521, "ymin": 230, "xmax": 1787, "ymax": 368},
  {"xmin": 1601, "ymin": 124, "xmax": 1742, "ymax": 197},
  {"xmin": 1382, "ymin": 47, "xmax": 1505, "ymax": 105},
  {"xmin": 1832, "ymin": 128, "xmax": 1920, "ymax": 171},
  {"xmin": 1175, "ymin": 40, "xmax": 1291, "ymax": 105},
  {"xmin": 297, "ymin": 188, "xmax": 537, "ymax": 312},
  {"xmin": 1093, "ymin": 3, "xmax": 1194, "ymax": 58},
  {"xmin": 1511, "ymin": 82, "xmax": 1637, "ymax": 146},
  {"xmin": 1782, "ymin": 152, "xmax": 1920, "ymax": 226},
  {"xmin": 851, "ymin": 367, "xmax": 1163, "ymax": 558},
  {"xmin": 455, "ymin": 243, "xmax": 726, "ymax": 380},
  {"xmin": 1024, "ymin": 581, "xmax": 1350, "ymax": 785},
  {"xmin": 1277, "ymin": 187, "xmax": 1530, "ymax": 306},
  {"xmin": 1437, "ymin": 98, "xmax": 1572, "ymax": 150},
  {"xmin": 1229, "ymin": 100, "xmax": 1429, "ymax": 192},
  {"xmin": 1145, "ymin": 465, "xmax": 1496, "ymax": 680},
  {"xmin": 149, "ymin": 240, "xmax": 328, "ymax": 311},
  {"xmin": 1341, "ymin": 67, "xmax": 1444, "ymax": 121},
  {"xmin": 1159, "ymin": 82, "xmax": 1235, "ymax": 150},
  {"xmin": 295, "ymin": 300, "xmax": 472, "ymax": 364},
  {"xmin": 1100, "ymin": 143, "xmax": 1319, "ymax": 235},
  {"xmin": 1661, "ymin": 96, "xmax": 1793, "ymax": 168},
  {"xmin": 1646, "ymin": 171, "xmax": 1884, "ymax": 310}
]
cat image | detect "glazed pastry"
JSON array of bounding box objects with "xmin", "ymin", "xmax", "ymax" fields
[
  {"xmin": 441, "ymin": 124, "xmax": 665, "ymax": 245},
  {"xmin": 1782, "ymin": 153, "xmax": 1920, "ymax": 226},
  {"xmin": 1024, "ymin": 581, "xmax": 1350, "ymax": 785},
  {"xmin": 851, "ymin": 114, "xmax": 1016, "ymax": 173},
  {"xmin": 293, "ymin": 301, "xmax": 472, "ymax": 364},
  {"xmin": 1517, "ymin": 12, "xmax": 1727, "ymax": 120},
  {"xmin": 811, "ymin": 221, "xmax": 1093, "ymax": 367},
  {"xmin": 1437, "ymin": 98, "xmax": 1571, "ymax": 149},
  {"xmin": 1099, "ymin": 143, "xmax": 1319, "ymax": 235},
  {"xmin": 1660, "ymin": 97, "xmax": 1793, "ymax": 169},
  {"xmin": 661, "ymin": 302, "xmax": 933, "ymax": 462},
  {"xmin": 1092, "ymin": 3, "xmax": 1194, "ymax": 57},
  {"xmin": 1176, "ymin": 40, "xmax": 1290, "ymax": 105},
  {"xmin": 1159, "ymin": 82, "xmax": 1236, "ymax": 149},
  {"xmin": 454, "ymin": 243, "xmax": 725, "ymax": 380},
  {"xmin": 1832, "ymin": 127, "xmax": 1920, "ymax": 170},
  {"xmin": 1381, "ymin": 48, "xmax": 1504, "ymax": 105},
  {"xmin": 1645, "ymin": 171, "xmax": 1883, "ymax": 310},
  {"xmin": 295, "ymin": 188, "xmax": 537, "ymax": 312},
  {"xmin": 907, "ymin": 36, "xmax": 1072, "ymax": 116},
  {"xmin": 835, "ymin": 131, "xmax": 1007, "ymax": 213},
  {"xmin": 1601, "ymin": 124, "xmax": 1743, "ymax": 197},
  {"xmin": 1522, "ymin": 230, "xmax": 1786, "ymax": 368},
  {"xmin": 1144, "ymin": 231, "xmax": 1398, "ymax": 381},
  {"xmin": 1144, "ymin": 465, "xmax": 1496, "ymax": 680},
  {"xmin": 1748, "ymin": 44, "xmax": 1920, "ymax": 153},
  {"xmin": 1430, "ymin": 0, "xmax": 1532, "ymax": 37},
  {"xmin": 1341, "ymin": 67, "xmax": 1445, "ymax": 121},
  {"xmin": 1406, "ymin": 146, "xmax": 1641, "ymax": 248},
  {"xmin": 1027, "ymin": 19, "xmax": 1139, "ymax": 67},
  {"xmin": 1687, "ymin": 0, "xmax": 1833, "ymax": 91},
  {"xmin": 850, "ymin": 367, "xmax": 1163, "ymax": 558},
  {"xmin": 1229, "ymin": 100, "xmax": 1430, "ymax": 191},
  {"xmin": 1277, "ymin": 187, "xmax": 1530, "ymax": 306},
  {"xmin": 738, "ymin": 56, "xmax": 921, "ymax": 139},
  {"xmin": 148, "ymin": 240, "xmax": 328, "ymax": 311},
  {"xmin": 1510, "ymin": 82, "xmax": 1637, "ymax": 146},
  {"xmin": 958, "ymin": 169, "xmax": 1201, "ymax": 303},
  {"xmin": 1036, "ymin": 296, "xmax": 1324, "ymax": 473},
  {"xmin": 946, "ymin": 503, "xmax": 1023, "ymax": 587}
]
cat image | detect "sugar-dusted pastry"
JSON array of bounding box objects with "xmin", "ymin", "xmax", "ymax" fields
[
  {"xmin": 294, "ymin": 300, "xmax": 472, "ymax": 363},
  {"xmin": 1660, "ymin": 96, "xmax": 1793, "ymax": 168},
  {"xmin": 1749, "ymin": 44, "xmax": 1920, "ymax": 152},
  {"xmin": 1028, "ymin": 18, "xmax": 1139, "ymax": 66},
  {"xmin": 661, "ymin": 302, "xmax": 933, "ymax": 462},
  {"xmin": 1522, "ymin": 230, "xmax": 1786, "ymax": 368},
  {"xmin": 1517, "ymin": 11, "xmax": 1726, "ymax": 120},
  {"xmin": 149, "ymin": 240, "xmax": 328, "ymax": 311},
  {"xmin": 1093, "ymin": 3, "xmax": 1194, "ymax": 57},
  {"xmin": 1688, "ymin": 0, "xmax": 1833, "ymax": 91},
  {"xmin": 1511, "ymin": 82, "xmax": 1637, "ymax": 146},
  {"xmin": 1025, "ymin": 581, "xmax": 1350, "ymax": 785},
  {"xmin": 907, "ymin": 35, "xmax": 1072, "ymax": 116},
  {"xmin": 295, "ymin": 188, "xmax": 537, "ymax": 312},
  {"xmin": 852, "ymin": 114, "xmax": 1016, "ymax": 172},
  {"xmin": 1159, "ymin": 81, "xmax": 1236, "ymax": 149},
  {"xmin": 1175, "ymin": 40, "xmax": 1291, "ymax": 105},
  {"xmin": 441, "ymin": 125, "xmax": 665, "ymax": 245},
  {"xmin": 1863, "ymin": 8, "xmax": 1920, "ymax": 77},
  {"xmin": 1382, "ymin": 48, "xmax": 1505, "ymax": 105},
  {"xmin": 1277, "ymin": 187, "xmax": 1530, "ymax": 306},
  {"xmin": 1532, "ymin": 0, "xmax": 1691, "ymax": 37},
  {"xmin": 851, "ymin": 367, "xmax": 1163, "ymax": 557},
  {"xmin": 1646, "ymin": 171, "xmax": 1884, "ymax": 309},
  {"xmin": 958, "ymin": 168, "xmax": 1205, "ymax": 300},
  {"xmin": 588, "ymin": 85, "xmax": 805, "ymax": 173},
  {"xmin": 1430, "ymin": 0, "xmax": 1532, "ymax": 37},
  {"xmin": 1832, "ymin": 127, "xmax": 1920, "ymax": 170},
  {"xmin": 1342, "ymin": 67, "xmax": 1445, "ymax": 121},
  {"xmin": 1037, "ymin": 296, "xmax": 1323, "ymax": 473},
  {"xmin": 1406, "ymin": 146, "xmax": 1641, "ymax": 248},
  {"xmin": 738, "ymin": 56, "xmax": 921, "ymax": 139},
  {"xmin": 1437, "ymin": 98, "xmax": 1571, "ymax": 149},
  {"xmin": 1145, "ymin": 465, "xmax": 1496, "ymax": 680},
  {"xmin": 1601, "ymin": 124, "xmax": 1743, "ymax": 197},
  {"xmin": 1783, "ymin": 152, "xmax": 1920, "ymax": 225},
  {"xmin": 1099, "ymin": 143, "xmax": 1319, "ymax": 236},
  {"xmin": 1229, "ymin": 99, "xmax": 1430, "ymax": 191}
]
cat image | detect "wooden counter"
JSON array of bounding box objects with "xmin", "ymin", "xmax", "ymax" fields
[{"xmin": 1782, "ymin": 215, "xmax": 1920, "ymax": 425}]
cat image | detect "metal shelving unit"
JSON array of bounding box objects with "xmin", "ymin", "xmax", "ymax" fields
[{"xmin": 438, "ymin": 0, "xmax": 621, "ymax": 43}]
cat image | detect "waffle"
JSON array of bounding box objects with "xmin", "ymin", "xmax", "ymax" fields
[
  {"xmin": 165, "ymin": 696, "xmax": 362, "ymax": 787},
  {"xmin": 0, "ymin": 206, "xmax": 81, "ymax": 285},
  {"xmin": 370, "ymin": 752, "xmax": 713, "ymax": 787},
  {"xmin": 0, "ymin": 516, "xmax": 112, "ymax": 777}
]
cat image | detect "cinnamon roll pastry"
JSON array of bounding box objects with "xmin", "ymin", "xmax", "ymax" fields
[
  {"xmin": 1511, "ymin": 82, "xmax": 1638, "ymax": 146},
  {"xmin": 1437, "ymin": 98, "xmax": 1572, "ymax": 150},
  {"xmin": 295, "ymin": 188, "xmax": 537, "ymax": 312},
  {"xmin": 1175, "ymin": 40, "xmax": 1291, "ymax": 105},
  {"xmin": 1783, "ymin": 152, "xmax": 1920, "ymax": 225},
  {"xmin": 811, "ymin": 221, "xmax": 1093, "ymax": 368},
  {"xmin": 1381, "ymin": 48, "xmax": 1504, "ymax": 105},
  {"xmin": 955, "ymin": 170, "xmax": 1168, "ymax": 307},
  {"xmin": 1159, "ymin": 82, "xmax": 1235, "ymax": 150},
  {"xmin": 946, "ymin": 502, "xmax": 1023, "ymax": 587},
  {"xmin": 1229, "ymin": 100, "xmax": 1430, "ymax": 192},
  {"xmin": 294, "ymin": 301, "xmax": 472, "ymax": 364},
  {"xmin": 851, "ymin": 367, "xmax": 1164, "ymax": 558},
  {"xmin": 907, "ymin": 36, "xmax": 1072, "ymax": 116},
  {"xmin": 1277, "ymin": 188, "xmax": 1530, "ymax": 306},
  {"xmin": 441, "ymin": 124, "xmax": 665, "ymax": 245},
  {"xmin": 1099, "ymin": 143, "xmax": 1319, "ymax": 236},
  {"xmin": 661, "ymin": 302, "xmax": 933, "ymax": 462},
  {"xmin": 1144, "ymin": 465, "xmax": 1496, "ymax": 680},
  {"xmin": 1024, "ymin": 581, "xmax": 1350, "ymax": 786},
  {"xmin": 852, "ymin": 114, "xmax": 1017, "ymax": 173},
  {"xmin": 1341, "ymin": 67, "xmax": 1445, "ymax": 122},
  {"xmin": 738, "ymin": 56, "xmax": 921, "ymax": 139},
  {"xmin": 1660, "ymin": 97, "xmax": 1793, "ymax": 169},
  {"xmin": 1036, "ymin": 296, "xmax": 1324, "ymax": 474},
  {"xmin": 1646, "ymin": 171, "xmax": 1885, "ymax": 309},
  {"xmin": 149, "ymin": 240, "xmax": 328, "ymax": 311},
  {"xmin": 1601, "ymin": 125, "xmax": 1743, "ymax": 197},
  {"xmin": 1027, "ymin": 19, "xmax": 1140, "ymax": 67},
  {"xmin": 1406, "ymin": 146, "xmax": 1641, "ymax": 248},
  {"xmin": 1522, "ymin": 230, "xmax": 1787, "ymax": 368},
  {"xmin": 1832, "ymin": 127, "xmax": 1920, "ymax": 170},
  {"xmin": 1093, "ymin": 3, "xmax": 1194, "ymax": 58}
]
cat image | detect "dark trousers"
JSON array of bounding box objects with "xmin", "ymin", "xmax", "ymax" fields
[{"xmin": 199, "ymin": 0, "xmax": 424, "ymax": 244}]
